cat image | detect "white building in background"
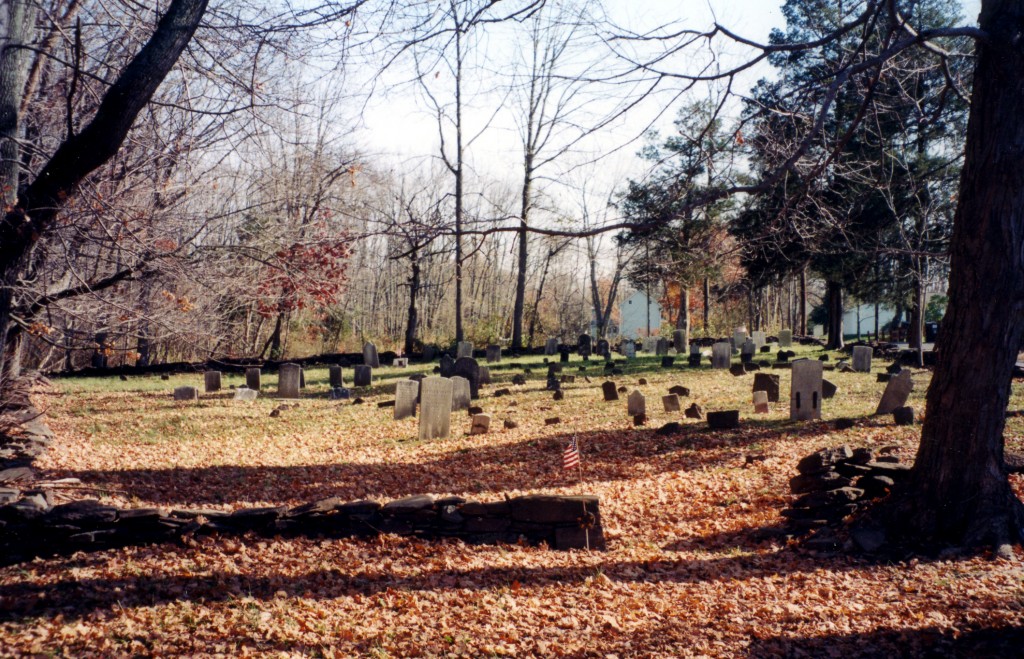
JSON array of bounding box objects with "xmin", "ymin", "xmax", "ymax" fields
[{"xmin": 618, "ymin": 290, "xmax": 663, "ymax": 339}]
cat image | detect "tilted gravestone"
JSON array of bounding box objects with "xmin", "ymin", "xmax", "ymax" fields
[
  {"xmin": 457, "ymin": 341, "xmax": 474, "ymax": 359},
  {"xmin": 486, "ymin": 345, "xmax": 502, "ymax": 363},
  {"xmin": 778, "ymin": 329, "xmax": 793, "ymax": 348},
  {"xmin": 852, "ymin": 346, "xmax": 873, "ymax": 373},
  {"xmin": 662, "ymin": 394, "xmax": 681, "ymax": 413},
  {"xmin": 711, "ymin": 342, "xmax": 731, "ymax": 369},
  {"xmin": 876, "ymin": 369, "xmax": 913, "ymax": 414},
  {"xmin": 450, "ymin": 376, "xmax": 471, "ymax": 412},
  {"xmin": 394, "ymin": 380, "xmax": 418, "ymax": 420},
  {"xmin": 278, "ymin": 363, "xmax": 301, "ymax": 398},
  {"xmin": 470, "ymin": 413, "xmax": 491, "ymax": 435},
  {"xmin": 627, "ymin": 390, "xmax": 646, "ymax": 416},
  {"xmin": 655, "ymin": 337, "xmax": 669, "ymax": 356},
  {"xmin": 752, "ymin": 373, "xmax": 780, "ymax": 402},
  {"xmin": 440, "ymin": 354, "xmax": 456, "ymax": 378},
  {"xmin": 173, "ymin": 386, "xmax": 199, "ymax": 401},
  {"xmin": 204, "ymin": 371, "xmax": 222, "ymax": 393},
  {"xmin": 753, "ymin": 390, "xmax": 769, "ymax": 414},
  {"xmin": 353, "ymin": 365, "xmax": 372, "ymax": 387},
  {"xmin": 602, "ymin": 381, "xmax": 619, "ymax": 401},
  {"xmin": 673, "ymin": 329, "xmax": 688, "ymax": 355},
  {"xmin": 545, "ymin": 338, "xmax": 559, "ymax": 355},
  {"xmin": 790, "ymin": 359, "xmax": 824, "ymax": 421},
  {"xmin": 453, "ymin": 357, "xmax": 481, "ymax": 399},
  {"xmin": 418, "ymin": 377, "xmax": 453, "ymax": 440},
  {"xmin": 363, "ymin": 342, "xmax": 380, "ymax": 368},
  {"xmin": 329, "ymin": 365, "xmax": 344, "ymax": 388},
  {"xmin": 234, "ymin": 387, "xmax": 258, "ymax": 402},
  {"xmin": 245, "ymin": 367, "xmax": 261, "ymax": 390}
]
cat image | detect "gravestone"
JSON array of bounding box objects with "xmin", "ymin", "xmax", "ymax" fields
[
  {"xmin": 454, "ymin": 357, "xmax": 481, "ymax": 399},
  {"xmin": 450, "ymin": 376, "xmax": 471, "ymax": 412},
  {"xmin": 822, "ymin": 379, "xmax": 838, "ymax": 399},
  {"xmin": 457, "ymin": 341, "xmax": 474, "ymax": 359},
  {"xmin": 440, "ymin": 354, "xmax": 456, "ymax": 377},
  {"xmin": 423, "ymin": 345, "xmax": 437, "ymax": 362},
  {"xmin": 353, "ymin": 365, "xmax": 372, "ymax": 387},
  {"xmin": 627, "ymin": 390, "xmax": 646, "ymax": 416},
  {"xmin": 486, "ymin": 345, "xmax": 502, "ymax": 363},
  {"xmin": 753, "ymin": 390, "xmax": 769, "ymax": 414},
  {"xmin": 707, "ymin": 410, "xmax": 740, "ymax": 430},
  {"xmin": 733, "ymin": 328, "xmax": 748, "ymax": 348},
  {"xmin": 655, "ymin": 337, "xmax": 669, "ymax": 356},
  {"xmin": 418, "ymin": 377, "xmax": 453, "ymax": 440},
  {"xmin": 545, "ymin": 338, "xmax": 559, "ymax": 355},
  {"xmin": 813, "ymin": 324, "xmax": 824, "ymax": 338},
  {"xmin": 479, "ymin": 366, "xmax": 492, "ymax": 386},
  {"xmin": 740, "ymin": 339, "xmax": 756, "ymax": 364},
  {"xmin": 559, "ymin": 348, "xmax": 570, "ymax": 363},
  {"xmin": 876, "ymin": 370, "xmax": 913, "ymax": 414},
  {"xmin": 470, "ymin": 413, "xmax": 491, "ymax": 435},
  {"xmin": 393, "ymin": 357, "xmax": 409, "ymax": 368},
  {"xmin": 204, "ymin": 371, "xmax": 222, "ymax": 393},
  {"xmin": 662, "ymin": 394, "xmax": 681, "ymax": 413},
  {"xmin": 622, "ymin": 342, "xmax": 636, "ymax": 359},
  {"xmin": 234, "ymin": 387, "xmax": 258, "ymax": 402},
  {"xmin": 278, "ymin": 363, "xmax": 301, "ymax": 398},
  {"xmin": 673, "ymin": 329, "xmax": 688, "ymax": 354},
  {"xmin": 602, "ymin": 381, "xmax": 619, "ymax": 402},
  {"xmin": 300, "ymin": 368, "xmax": 306, "ymax": 389},
  {"xmin": 661, "ymin": 356, "xmax": 675, "ymax": 368},
  {"xmin": 852, "ymin": 346, "xmax": 873, "ymax": 373},
  {"xmin": 711, "ymin": 342, "xmax": 731, "ymax": 369},
  {"xmin": 642, "ymin": 337, "xmax": 655, "ymax": 353},
  {"xmin": 245, "ymin": 367, "xmax": 261, "ymax": 390},
  {"xmin": 394, "ymin": 380, "xmax": 418, "ymax": 420},
  {"xmin": 778, "ymin": 329, "xmax": 793, "ymax": 348},
  {"xmin": 173, "ymin": 386, "xmax": 198, "ymax": 401},
  {"xmin": 790, "ymin": 359, "xmax": 824, "ymax": 421},
  {"xmin": 752, "ymin": 331, "xmax": 767, "ymax": 350},
  {"xmin": 329, "ymin": 365, "xmax": 344, "ymax": 388},
  {"xmin": 752, "ymin": 372, "xmax": 780, "ymax": 402},
  {"xmin": 578, "ymin": 334, "xmax": 592, "ymax": 357},
  {"xmin": 363, "ymin": 342, "xmax": 380, "ymax": 368},
  {"xmin": 329, "ymin": 387, "xmax": 350, "ymax": 400}
]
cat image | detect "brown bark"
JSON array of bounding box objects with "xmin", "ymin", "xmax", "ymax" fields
[{"xmin": 825, "ymin": 280, "xmax": 844, "ymax": 350}]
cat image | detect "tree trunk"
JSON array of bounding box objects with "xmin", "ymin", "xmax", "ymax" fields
[
  {"xmin": 825, "ymin": 280, "xmax": 844, "ymax": 350},
  {"xmin": 677, "ymin": 286, "xmax": 690, "ymax": 346},
  {"xmin": 870, "ymin": 0, "xmax": 1024, "ymax": 551},
  {"xmin": 798, "ymin": 265, "xmax": 807, "ymax": 335},
  {"xmin": 703, "ymin": 277, "xmax": 710, "ymax": 335},
  {"xmin": 405, "ymin": 248, "xmax": 420, "ymax": 357}
]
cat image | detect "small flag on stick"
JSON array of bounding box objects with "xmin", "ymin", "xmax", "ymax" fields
[{"xmin": 562, "ymin": 436, "xmax": 580, "ymax": 470}]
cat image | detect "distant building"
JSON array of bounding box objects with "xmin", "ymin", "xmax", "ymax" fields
[{"xmin": 618, "ymin": 291, "xmax": 663, "ymax": 339}]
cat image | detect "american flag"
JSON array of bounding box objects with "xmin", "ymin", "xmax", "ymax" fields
[{"xmin": 562, "ymin": 436, "xmax": 581, "ymax": 470}]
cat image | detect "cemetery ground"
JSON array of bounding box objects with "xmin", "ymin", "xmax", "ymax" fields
[{"xmin": 2, "ymin": 349, "xmax": 1023, "ymax": 657}]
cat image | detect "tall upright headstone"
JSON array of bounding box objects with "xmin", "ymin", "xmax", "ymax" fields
[
  {"xmin": 394, "ymin": 380, "xmax": 418, "ymax": 420},
  {"xmin": 751, "ymin": 331, "xmax": 767, "ymax": 350},
  {"xmin": 622, "ymin": 342, "xmax": 636, "ymax": 359},
  {"xmin": 478, "ymin": 365, "xmax": 492, "ymax": 385},
  {"xmin": 486, "ymin": 345, "xmax": 502, "ymax": 363},
  {"xmin": 852, "ymin": 346, "xmax": 873, "ymax": 373},
  {"xmin": 673, "ymin": 329, "xmax": 688, "ymax": 355},
  {"xmin": 278, "ymin": 363, "xmax": 301, "ymax": 398},
  {"xmin": 778, "ymin": 329, "xmax": 793, "ymax": 348},
  {"xmin": 454, "ymin": 357, "xmax": 481, "ymax": 399},
  {"xmin": 753, "ymin": 390, "xmax": 769, "ymax": 414},
  {"xmin": 813, "ymin": 324, "xmax": 824, "ymax": 338},
  {"xmin": 655, "ymin": 338, "xmax": 669, "ymax": 356},
  {"xmin": 545, "ymin": 338, "xmax": 559, "ymax": 355},
  {"xmin": 245, "ymin": 367, "xmax": 261, "ymax": 391},
  {"xmin": 456, "ymin": 341, "xmax": 474, "ymax": 359},
  {"xmin": 627, "ymin": 390, "xmax": 646, "ymax": 416},
  {"xmin": 712, "ymin": 342, "xmax": 731, "ymax": 369},
  {"xmin": 790, "ymin": 359, "xmax": 824, "ymax": 421},
  {"xmin": 329, "ymin": 365, "xmax": 344, "ymax": 388},
  {"xmin": 602, "ymin": 381, "xmax": 619, "ymax": 401},
  {"xmin": 733, "ymin": 328, "xmax": 748, "ymax": 348},
  {"xmin": 362, "ymin": 342, "xmax": 380, "ymax": 368},
  {"xmin": 450, "ymin": 376, "xmax": 471, "ymax": 411},
  {"xmin": 418, "ymin": 377, "xmax": 453, "ymax": 440},
  {"xmin": 578, "ymin": 334, "xmax": 592, "ymax": 357},
  {"xmin": 204, "ymin": 371, "xmax": 222, "ymax": 393},
  {"xmin": 353, "ymin": 365, "xmax": 372, "ymax": 387},
  {"xmin": 596, "ymin": 339, "xmax": 610, "ymax": 359},
  {"xmin": 741, "ymin": 339, "xmax": 756, "ymax": 364}
]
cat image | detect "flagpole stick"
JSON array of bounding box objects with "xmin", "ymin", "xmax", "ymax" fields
[{"xmin": 575, "ymin": 429, "xmax": 590, "ymax": 551}]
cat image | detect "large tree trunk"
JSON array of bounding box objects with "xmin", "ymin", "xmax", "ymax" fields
[
  {"xmin": 703, "ymin": 277, "xmax": 710, "ymax": 335},
  {"xmin": 677, "ymin": 286, "xmax": 690, "ymax": 346},
  {"xmin": 511, "ymin": 157, "xmax": 533, "ymax": 352},
  {"xmin": 404, "ymin": 248, "xmax": 420, "ymax": 357},
  {"xmin": 870, "ymin": 0, "xmax": 1024, "ymax": 552},
  {"xmin": 798, "ymin": 265, "xmax": 807, "ymax": 335},
  {"xmin": 825, "ymin": 280, "xmax": 844, "ymax": 350}
]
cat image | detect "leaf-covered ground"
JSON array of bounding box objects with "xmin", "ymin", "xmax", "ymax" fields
[{"xmin": 2, "ymin": 349, "xmax": 1023, "ymax": 657}]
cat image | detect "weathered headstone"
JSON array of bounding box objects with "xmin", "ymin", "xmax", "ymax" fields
[
  {"xmin": 707, "ymin": 410, "xmax": 740, "ymax": 429},
  {"xmin": 457, "ymin": 341, "xmax": 474, "ymax": 359},
  {"xmin": 204, "ymin": 370, "xmax": 222, "ymax": 393},
  {"xmin": 394, "ymin": 380, "xmax": 418, "ymax": 420},
  {"xmin": 329, "ymin": 386, "xmax": 350, "ymax": 400},
  {"xmin": 753, "ymin": 390, "xmax": 769, "ymax": 414},
  {"xmin": 418, "ymin": 377, "xmax": 453, "ymax": 440},
  {"xmin": 245, "ymin": 367, "xmax": 261, "ymax": 390},
  {"xmin": 278, "ymin": 363, "xmax": 301, "ymax": 398},
  {"xmin": 478, "ymin": 365, "xmax": 492, "ymax": 386},
  {"xmin": 485, "ymin": 345, "xmax": 502, "ymax": 363},
  {"xmin": 392, "ymin": 357, "xmax": 409, "ymax": 368},
  {"xmin": 622, "ymin": 342, "xmax": 636, "ymax": 359},
  {"xmin": 752, "ymin": 331, "xmax": 767, "ymax": 350},
  {"xmin": 545, "ymin": 338, "xmax": 559, "ymax": 355},
  {"xmin": 559, "ymin": 348, "xmax": 570, "ymax": 363},
  {"xmin": 627, "ymin": 390, "xmax": 646, "ymax": 416},
  {"xmin": 602, "ymin": 381, "xmax": 619, "ymax": 402},
  {"xmin": 578, "ymin": 334, "xmax": 592, "ymax": 357},
  {"xmin": 450, "ymin": 376, "xmax": 471, "ymax": 411},
  {"xmin": 329, "ymin": 365, "xmax": 344, "ymax": 388},
  {"xmin": 454, "ymin": 357, "xmax": 481, "ymax": 399},
  {"xmin": 440, "ymin": 354, "xmax": 456, "ymax": 377},
  {"xmin": 893, "ymin": 406, "xmax": 915, "ymax": 426},
  {"xmin": 752, "ymin": 373, "xmax": 780, "ymax": 402},
  {"xmin": 790, "ymin": 359, "xmax": 824, "ymax": 421},
  {"xmin": 876, "ymin": 370, "xmax": 913, "ymax": 415},
  {"xmin": 813, "ymin": 324, "xmax": 824, "ymax": 338},
  {"xmin": 173, "ymin": 386, "xmax": 199, "ymax": 401},
  {"xmin": 740, "ymin": 339, "xmax": 756, "ymax": 364},
  {"xmin": 662, "ymin": 394, "xmax": 681, "ymax": 413},
  {"xmin": 363, "ymin": 342, "xmax": 380, "ymax": 368},
  {"xmin": 712, "ymin": 342, "xmax": 731, "ymax": 369},
  {"xmin": 673, "ymin": 329, "xmax": 688, "ymax": 354},
  {"xmin": 470, "ymin": 413, "xmax": 491, "ymax": 435},
  {"xmin": 353, "ymin": 365, "xmax": 372, "ymax": 387},
  {"xmin": 234, "ymin": 387, "xmax": 258, "ymax": 402},
  {"xmin": 596, "ymin": 339, "xmax": 610, "ymax": 358},
  {"xmin": 655, "ymin": 337, "xmax": 669, "ymax": 356},
  {"xmin": 852, "ymin": 346, "xmax": 873, "ymax": 373},
  {"xmin": 642, "ymin": 337, "xmax": 655, "ymax": 353},
  {"xmin": 733, "ymin": 328, "xmax": 747, "ymax": 348},
  {"xmin": 822, "ymin": 379, "xmax": 838, "ymax": 399},
  {"xmin": 778, "ymin": 329, "xmax": 793, "ymax": 348}
]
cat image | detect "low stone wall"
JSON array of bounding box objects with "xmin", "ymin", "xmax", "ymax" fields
[{"xmin": 0, "ymin": 493, "xmax": 606, "ymax": 566}]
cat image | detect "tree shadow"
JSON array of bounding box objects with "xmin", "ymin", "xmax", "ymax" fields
[{"xmin": 742, "ymin": 625, "xmax": 1024, "ymax": 658}]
